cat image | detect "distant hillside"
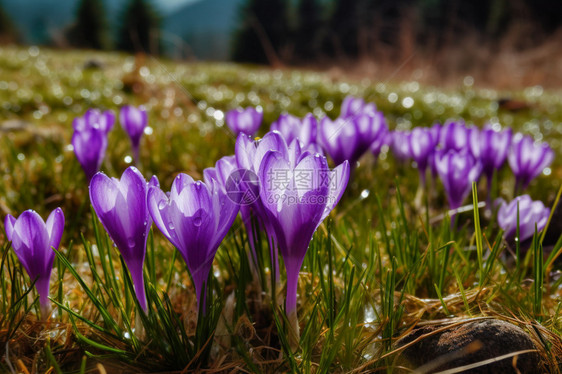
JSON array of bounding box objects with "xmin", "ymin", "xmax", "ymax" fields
[
  {"xmin": 2, "ymin": 0, "xmax": 77, "ymax": 43},
  {"xmin": 1, "ymin": 0, "xmax": 243, "ymax": 60},
  {"xmin": 1, "ymin": 0, "xmax": 203, "ymax": 45},
  {"xmin": 162, "ymin": 0, "xmax": 246, "ymax": 60}
]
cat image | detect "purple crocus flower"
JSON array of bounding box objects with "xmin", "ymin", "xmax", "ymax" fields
[
  {"xmin": 439, "ymin": 120, "xmax": 469, "ymax": 152},
  {"xmin": 270, "ymin": 113, "xmax": 318, "ymax": 149},
  {"xmin": 508, "ymin": 133, "xmax": 554, "ymax": 191},
  {"xmin": 469, "ymin": 125, "xmax": 512, "ymax": 182},
  {"xmin": 391, "ymin": 130, "xmax": 412, "ymax": 162},
  {"xmin": 72, "ymin": 124, "xmax": 108, "ymax": 181},
  {"xmin": 428, "ymin": 123, "xmax": 442, "ymax": 179},
  {"xmin": 434, "ymin": 149, "xmax": 482, "ymax": 214},
  {"xmin": 235, "ymin": 131, "xmax": 291, "ymax": 280},
  {"xmin": 408, "ymin": 127, "xmax": 438, "ymax": 184},
  {"xmin": 318, "ymin": 111, "xmax": 387, "ymax": 166},
  {"xmin": 497, "ymin": 195, "xmax": 550, "ymax": 242},
  {"xmin": 73, "ymin": 108, "xmax": 115, "ymax": 134},
  {"xmin": 89, "ymin": 166, "xmax": 158, "ymax": 312},
  {"xmin": 370, "ymin": 125, "xmax": 390, "ymax": 159},
  {"xmin": 148, "ymin": 175, "xmax": 239, "ymax": 314},
  {"xmin": 120, "ymin": 105, "xmax": 148, "ymax": 164},
  {"xmin": 226, "ymin": 107, "xmax": 263, "ymax": 136},
  {"xmin": 340, "ymin": 95, "xmax": 377, "ymax": 118},
  {"xmin": 258, "ymin": 146, "xmax": 350, "ymax": 340},
  {"xmin": 4, "ymin": 208, "xmax": 64, "ymax": 316}
]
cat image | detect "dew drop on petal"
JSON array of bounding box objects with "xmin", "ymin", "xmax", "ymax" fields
[
  {"xmin": 193, "ymin": 217, "xmax": 202, "ymax": 226},
  {"xmin": 127, "ymin": 238, "xmax": 135, "ymax": 247},
  {"xmin": 158, "ymin": 200, "xmax": 167, "ymax": 210}
]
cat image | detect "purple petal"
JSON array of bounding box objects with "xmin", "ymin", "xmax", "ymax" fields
[
  {"xmin": 255, "ymin": 131, "xmax": 289, "ymax": 172},
  {"xmin": 322, "ymin": 160, "xmax": 350, "ymax": 221},
  {"xmin": 72, "ymin": 126, "xmax": 108, "ymax": 180},
  {"xmin": 148, "ymin": 186, "xmax": 178, "ymax": 247},
  {"xmin": 498, "ymin": 195, "xmax": 550, "ymax": 241},
  {"xmin": 46, "ymin": 207, "xmax": 65, "ymax": 251},
  {"xmin": 340, "ymin": 96, "xmax": 365, "ymax": 118},
  {"xmin": 12, "ymin": 210, "xmax": 50, "ymax": 278},
  {"xmin": 4, "ymin": 214, "xmax": 16, "ymax": 242},
  {"xmin": 226, "ymin": 107, "xmax": 262, "ymax": 136},
  {"xmin": 120, "ymin": 105, "xmax": 147, "ymax": 147},
  {"xmin": 235, "ymin": 133, "xmax": 256, "ymax": 171}
]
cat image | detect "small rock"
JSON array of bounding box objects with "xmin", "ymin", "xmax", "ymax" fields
[
  {"xmin": 83, "ymin": 59, "xmax": 103, "ymax": 70},
  {"xmin": 394, "ymin": 319, "xmax": 543, "ymax": 373}
]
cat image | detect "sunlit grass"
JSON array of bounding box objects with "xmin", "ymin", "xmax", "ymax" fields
[{"xmin": 0, "ymin": 46, "xmax": 561, "ymax": 372}]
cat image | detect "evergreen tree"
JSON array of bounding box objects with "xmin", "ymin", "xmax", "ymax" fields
[
  {"xmin": 231, "ymin": 0, "xmax": 290, "ymax": 65},
  {"xmin": 325, "ymin": 0, "xmax": 362, "ymax": 58},
  {"xmin": 294, "ymin": 0, "xmax": 323, "ymax": 62},
  {"xmin": 67, "ymin": 0, "xmax": 110, "ymax": 50},
  {"xmin": 0, "ymin": 1, "xmax": 19, "ymax": 44},
  {"xmin": 117, "ymin": 0, "xmax": 161, "ymax": 54}
]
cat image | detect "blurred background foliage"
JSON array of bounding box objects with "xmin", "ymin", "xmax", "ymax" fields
[{"xmin": 0, "ymin": 0, "xmax": 561, "ymax": 87}]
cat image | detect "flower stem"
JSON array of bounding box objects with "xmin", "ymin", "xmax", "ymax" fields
[
  {"xmin": 285, "ymin": 268, "xmax": 300, "ymax": 350},
  {"xmin": 131, "ymin": 266, "xmax": 147, "ymax": 313}
]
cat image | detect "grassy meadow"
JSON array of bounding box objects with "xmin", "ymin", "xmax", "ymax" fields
[{"xmin": 1, "ymin": 46, "xmax": 562, "ymax": 372}]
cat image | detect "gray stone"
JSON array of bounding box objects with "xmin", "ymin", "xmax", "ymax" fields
[{"xmin": 394, "ymin": 319, "xmax": 543, "ymax": 373}]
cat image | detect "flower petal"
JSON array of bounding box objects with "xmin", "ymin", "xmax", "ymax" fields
[
  {"xmin": 46, "ymin": 207, "xmax": 65, "ymax": 251},
  {"xmin": 4, "ymin": 214, "xmax": 16, "ymax": 242}
]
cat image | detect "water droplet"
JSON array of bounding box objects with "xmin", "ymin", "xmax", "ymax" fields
[
  {"xmin": 193, "ymin": 216, "xmax": 202, "ymax": 226},
  {"xmin": 143, "ymin": 221, "xmax": 147, "ymax": 226},
  {"xmin": 128, "ymin": 238, "xmax": 135, "ymax": 247},
  {"xmin": 168, "ymin": 222, "xmax": 175, "ymax": 230},
  {"xmin": 360, "ymin": 189, "xmax": 370, "ymax": 199},
  {"xmin": 158, "ymin": 200, "xmax": 167, "ymax": 210}
]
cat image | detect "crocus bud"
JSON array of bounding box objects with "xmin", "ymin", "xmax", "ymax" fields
[
  {"xmin": 497, "ymin": 195, "xmax": 550, "ymax": 242},
  {"xmin": 72, "ymin": 124, "xmax": 108, "ymax": 181},
  {"xmin": 439, "ymin": 120, "xmax": 469, "ymax": 152},
  {"xmin": 226, "ymin": 107, "xmax": 263, "ymax": 136},
  {"xmin": 148, "ymin": 175, "xmax": 239, "ymax": 314},
  {"xmin": 120, "ymin": 105, "xmax": 148, "ymax": 163},
  {"xmin": 318, "ymin": 111, "xmax": 387, "ymax": 166},
  {"xmin": 90, "ymin": 166, "xmax": 158, "ymax": 312},
  {"xmin": 73, "ymin": 108, "xmax": 115, "ymax": 134},
  {"xmin": 258, "ymin": 146, "xmax": 349, "ymax": 344},
  {"xmin": 270, "ymin": 113, "xmax": 318, "ymax": 149},
  {"xmin": 409, "ymin": 126, "xmax": 438, "ymax": 183},
  {"xmin": 434, "ymin": 149, "xmax": 481, "ymax": 211},
  {"xmin": 508, "ymin": 133, "xmax": 554, "ymax": 191},
  {"xmin": 5, "ymin": 208, "xmax": 65, "ymax": 316},
  {"xmin": 391, "ymin": 130, "xmax": 412, "ymax": 162}
]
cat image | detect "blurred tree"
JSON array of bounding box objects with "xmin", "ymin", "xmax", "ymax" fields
[
  {"xmin": 67, "ymin": 0, "xmax": 110, "ymax": 50},
  {"xmin": 294, "ymin": 0, "xmax": 324, "ymax": 62},
  {"xmin": 232, "ymin": 0, "xmax": 290, "ymax": 65},
  {"xmin": 0, "ymin": 0, "xmax": 19, "ymax": 44},
  {"xmin": 525, "ymin": 0, "xmax": 562, "ymax": 33},
  {"xmin": 117, "ymin": 0, "xmax": 161, "ymax": 54},
  {"xmin": 325, "ymin": 0, "xmax": 361, "ymax": 58}
]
